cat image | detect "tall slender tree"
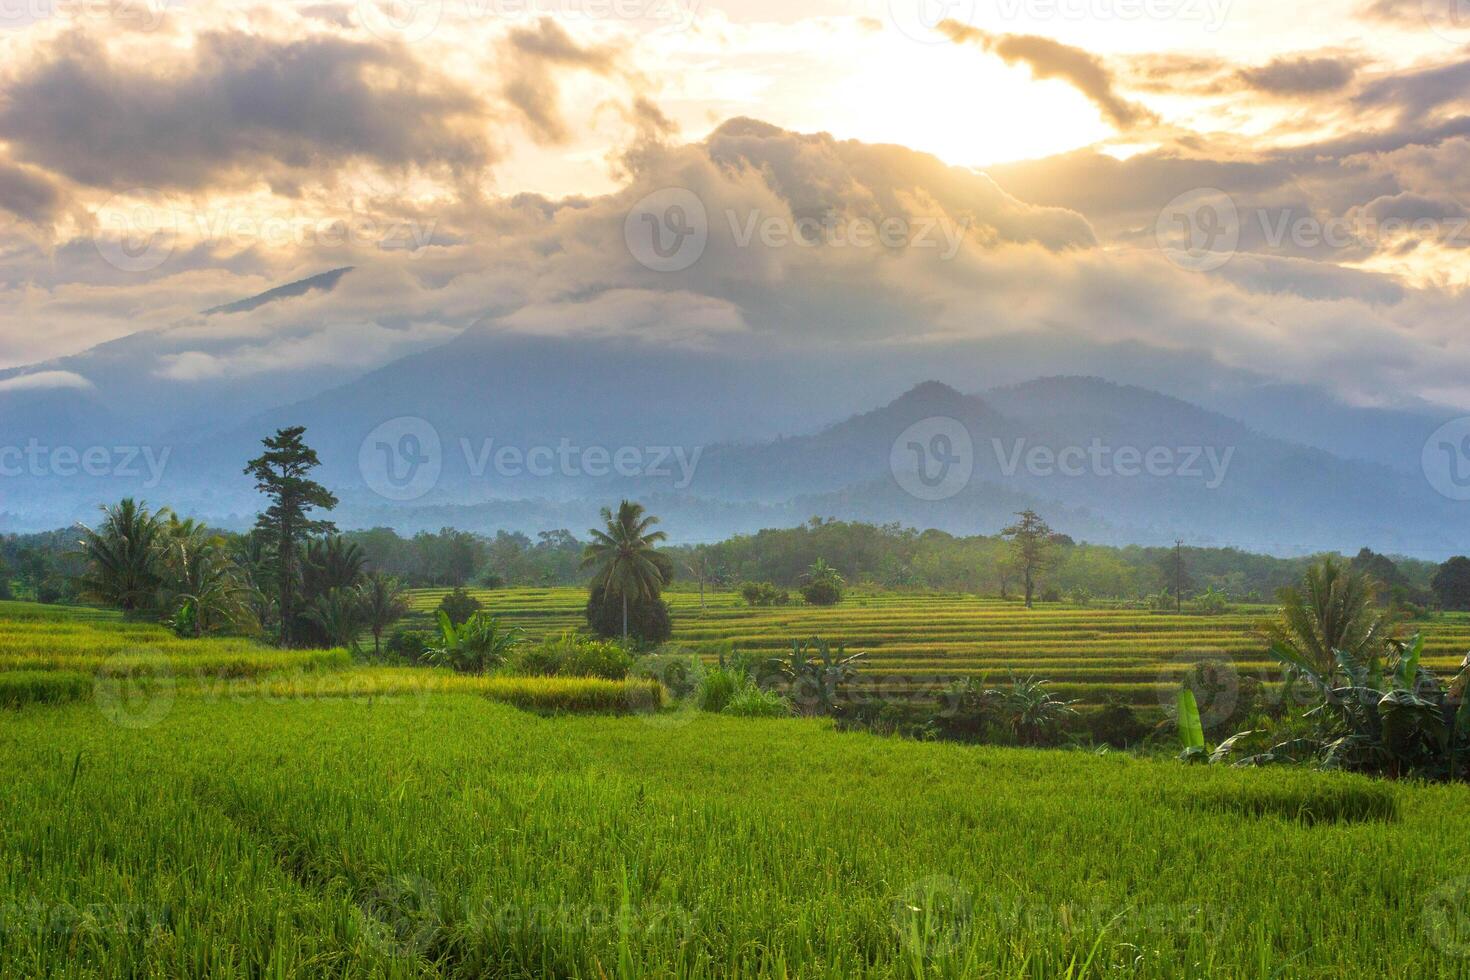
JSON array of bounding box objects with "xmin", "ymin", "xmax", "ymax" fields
[
  {"xmin": 581, "ymin": 500, "xmax": 669, "ymax": 643},
  {"xmin": 244, "ymin": 427, "xmax": 337, "ymax": 647},
  {"xmin": 1000, "ymin": 510, "xmax": 1057, "ymax": 609}
]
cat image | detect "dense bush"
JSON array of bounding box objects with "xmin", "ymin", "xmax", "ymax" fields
[
  {"xmin": 0, "ymin": 671, "xmax": 90, "ymax": 709},
  {"xmin": 798, "ymin": 559, "xmax": 844, "ymax": 607},
  {"xmin": 1085, "ymin": 701, "xmax": 1153, "ymax": 748},
  {"xmin": 633, "ymin": 649, "xmax": 705, "ymax": 700},
  {"xmin": 723, "ymin": 685, "xmax": 791, "ymax": 718},
  {"xmin": 436, "ymin": 588, "xmax": 482, "ymax": 626},
  {"xmin": 1183, "ymin": 658, "xmax": 1263, "ymax": 739},
  {"xmin": 384, "ymin": 628, "xmax": 430, "ymax": 664},
  {"xmin": 698, "ymin": 666, "xmax": 746, "ymax": 713},
  {"xmin": 515, "ymin": 631, "xmax": 633, "ymax": 680},
  {"xmin": 585, "ymin": 586, "xmax": 671, "ymax": 646},
  {"xmin": 739, "ymin": 582, "xmax": 790, "ymax": 607}
]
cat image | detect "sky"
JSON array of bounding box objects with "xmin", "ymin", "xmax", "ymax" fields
[{"xmin": 2, "ymin": 0, "xmax": 1469, "ymax": 408}]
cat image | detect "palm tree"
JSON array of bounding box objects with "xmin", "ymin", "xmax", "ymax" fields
[
  {"xmin": 304, "ymin": 587, "xmax": 367, "ymax": 651},
  {"xmin": 580, "ymin": 501, "xmax": 669, "ymax": 643},
  {"xmin": 77, "ymin": 499, "xmax": 166, "ymax": 613},
  {"xmin": 360, "ymin": 573, "xmax": 410, "ymax": 657},
  {"xmin": 156, "ymin": 516, "xmax": 254, "ymax": 637},
  {"xmin": 1262, "ymin": 556, "xmax": 1391, "ymax": 678}
]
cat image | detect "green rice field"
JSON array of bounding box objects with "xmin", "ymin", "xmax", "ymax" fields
[
  {"xmin": 5, "ymin": 598, "xmax": 1470, "ymax": 976},
  {"xmin": 405, "ymin": 588, "xmax": 1470, "ymax": 706},
  {"xmin": 5, "ymin": 692, "xmax": 1470, "ymax": 977}
]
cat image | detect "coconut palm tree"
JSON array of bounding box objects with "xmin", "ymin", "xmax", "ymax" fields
[
  {"xmin": 1262, "ymin": 556, "xmax": 1391, "ymax": 678},
  {"xmin": 360, "ymin": 573, "xmax": 411, "ymax": 657},
  {"xmin": 580, "ymin": 501, "xmax": 669, "ymax": 643},
  {"xmin": 77, "ymin": 499, "xmax": 166, "ymax": 613},
  {"xmin": 304, "ymin": 586, "xmax": 367, "ymax": 651},
  {"xmin": 155, "ymin": 516, "xmax": 254, "ymax": 637}
]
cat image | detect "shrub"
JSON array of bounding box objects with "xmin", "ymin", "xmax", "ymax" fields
[
  {"xmin": 634, "ymin": 649, "xmax": 705, "ymax": 700},
  {"xmin": 1183, "ymin": 658, "xmax": 1262, "ymax": 738},
  {"xmin": 437, "ymin": 588, "xmax": 482, "ymax": 626},
  {"xmin": 723, "ymin": 685, "xmax": 791, "ymax": 718},
  {"xmin": 739, "ymin": 582, "xmax": 790, "ymax": 607},
  {"xmin": 585, "ymin": 586, "xmax": 672, "ymax": 647},
  {"xmin": 0, "ymin": 671, "xmax": 90, "ymax": 709},
  {"xmin": 1085, "ymin": 701, "xmax": 1152, "ymax": 748},
  {"xmin": 384, "ymin": 628, "xmax": 430, "ymax": 664},
  {"xmin": 798, "ymin": 559, "xmax": 844, "ymax": 607},
  {"xmin": 1040, "ymin": 588, "xmax": 1062, "ymax": 603},
  {"xmin": 516, "ymin": 632, "xmax": 633, "ymax": 680},
  {"xmin": 698, "ymin": 667, "xmax": 745, "ymax": 713},
  {"xmin": 1191, "ymin": 586, "xmax": 1232, "ymax": 615},
  {"xmin": 427, "ymin": 611, "xmax": 524, "ymax": 675}
]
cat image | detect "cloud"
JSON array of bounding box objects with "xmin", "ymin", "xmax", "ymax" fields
[
  {"xmin": 0, "ymin": 28, "xmax": 497, "ymax": 193},
  {"xmin": 0, "ymin": 370, "xmax": 94, "ymax": 393},
  {"xmin": 501, "ymin": 18, "xmax": 628, "ymax": 145},
  {"xmin": 938, "ymin": 21, "xmax": 1154, "ymax": 130},
  {"xmin": 0, "ymin": 159, "xmax": 63, "ymax": 223},
  {"xmin": 1237, "ymin": 55, "xmax": 1358, "ymax": 95}
]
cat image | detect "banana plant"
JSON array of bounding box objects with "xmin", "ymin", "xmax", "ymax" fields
[
  {"xmin": 427, "ymin": 610, "xmax": 524, "ymax": 675},
  {"xmin": 763, "ymin": 636, "xmax": 865, "ymax": 715}
]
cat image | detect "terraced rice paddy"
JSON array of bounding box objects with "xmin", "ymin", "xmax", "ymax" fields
[{"xmin": 407, "ymin": 588, "xmax": 1470, "ymax": 706}]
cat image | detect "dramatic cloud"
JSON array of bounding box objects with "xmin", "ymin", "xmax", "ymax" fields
[{"xmin": 938, "ymin": 21, "xmax": 1154, "ymax": 130}]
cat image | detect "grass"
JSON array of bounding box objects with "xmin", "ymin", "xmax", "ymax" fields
[
  {"xmin": 4, "ymin": 695, "xmax": 1470, "ymax": 977},
  {"xmin": 0, "ymin": 670, "xmax": 89, "ymax": 709},
  {"xmin": 406, "ymin": 587, "xmax": 1470, "ymax": 708}
]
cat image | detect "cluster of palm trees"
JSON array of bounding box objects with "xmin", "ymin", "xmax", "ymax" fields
[{"xmin": 79, "ymin": 499, "xmax": 409, "ymax": 650}]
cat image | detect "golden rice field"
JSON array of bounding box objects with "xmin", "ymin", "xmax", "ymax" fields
[{"xmin": 406, "ymin": 587, "xmax": 1470, "ymax": 706}]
